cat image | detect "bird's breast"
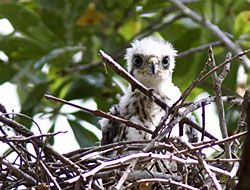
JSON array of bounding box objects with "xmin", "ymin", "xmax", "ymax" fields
[{"xmin": 121, "ymin": 91, "xmax": 165, "ymax": 127}]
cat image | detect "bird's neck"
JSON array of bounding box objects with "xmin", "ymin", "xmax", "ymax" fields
[{"xmin": 137, "ymin": 76, "xmax": 173, "ymax": 93}]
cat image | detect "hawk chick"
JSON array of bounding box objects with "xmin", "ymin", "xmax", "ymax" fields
[{"xmin": 100, "ymin": 37, "xmax": 184, "ymax": 147}]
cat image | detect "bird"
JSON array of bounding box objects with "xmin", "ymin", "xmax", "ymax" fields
[{"xmin": 100, "ymin": 37, "xmax": 195, "ymax": 151}]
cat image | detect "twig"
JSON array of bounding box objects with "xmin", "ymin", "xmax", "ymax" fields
[
  {"xmin": 198, "ymin": 154, "xmax": 222, "ymax": 190},
  {"xmin": 78, "ymin": 152, "xmax": 232, "ymax": 180},
  {"xmin": 115, "ymin": 95, "xmax": 233, "ymax": 189},
  {"xmin": 0, "ymin": 115, "xmax": 83, "ymax": 173},
  {"xmin": 237, "ymin": 89, "xmax": 250, "ymax": 189},
  {"xmin": 201, "ymin": 101, "xmax": 206, "ymax": 141},
  {"xmin": 123, "ymin": 178, "xmax": 200, "ymax": 190},
  {"xmin": 39, "ymin": 160, "xmax": 62, "ymax": 190},
  {"xmin": 237, "ymin": 88, "xmax": 250, "ymax": 132},
  {"xmin": 230, "ymin": 162, "xmax": 240, "ymax": 178},
  {"xmin": 208, "ymin": 46, "xmax": 232, "ymax": 158},
  {"xmin": 0, "ymin": 131, "xmax": 67, "ymax": 143},
  {"xmin": 172, "ymin": 48, "xmax": 248, "ymax": 112},
  {"xmin": 126, "ymin": 170, "xmax": 182, "ymax": 181},
  {"xmin": 156, "ymin": 95, "xmax": 241, "ymax": 142},
  {"xmin": 1, "ymin": 157, "xmax": 37, "ymax": 186},
  {"xmin": 0, "ymin": 112, "xmax": 42, "ymax": 134},
  {"xmin": 177, "ymin": 41, "xmax": 223, "ymax": 58},
  {"xmin": 198, "ymin": 49, "xmax": 250, "ymax": 85},
  {"xmin": 115, "ymin": 159, "xmax": 137, "ymax": 189},
  {"xmin": 44, "ymin": 94, "xmax": 153, "ymax": 134},
  {"xmin": 169, "ymin": 0, "xmax": 250, "ymax": 70},
  {"xmin": 99, "ymin": 50, "xmax": 169, "ymax": 110},
  {"xmin": 178, "ymin": 131, "xmax": 247, "ymax": 156}
]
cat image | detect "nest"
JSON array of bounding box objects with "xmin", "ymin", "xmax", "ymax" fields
[{"xmin": 0, "ymin": 113, "xmax": 245, "ymax": 190}]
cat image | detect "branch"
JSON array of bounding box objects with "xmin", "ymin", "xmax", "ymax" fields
[
  {"xmin": 177, "ymin": 41, "xmax": 223, "ymax": 58},
  {"xmin": 237, "ymin": 89, "xmax": 250, "ymax": 189},
  {"xmin": 1, "ymin": 157, "xmax": 37, "ymax": 186},
  {"xmin": 126, "ymin": 170, "xmax": 182, "ymax": 181},
  {"xmin": 44, "ymin": 94, "xmax": 153, "ymax": 135},
  {"xmin": 178, "ymin": 131, "xmax": 247, "ymax": 157},
  {"xmin": 0, "ymin": 131, "xmax": 67, "ymax": 143},
  {"xmin": 79, "ymin": 152, "xmax": 231, "ymax": 180},
  {"xmin": 0, "ymin": 115, "xmax": 83, "ymax": 173},
  {"xmin": 208, "ymin": 46, "xmax": 232, "ymax": 158},
  {"xmin": 198, "ymin": 154, "xmax": 222, "ymax": 190},
  {"xmin": 156, "ymin": 95, "xmax": 242, "ymax": 142},
  {"xmin": 174, "ymin": 48, "xmax": 249, "ymax": 112},
  {"xmin": 123, "ymin": 178, "xmax": 200, "ymax": 190},
  {"xmin": 169, "ymin": 0, "xmax": 250, "ymax": 70},
  {"xmin": 39, "ymin": 160, "xmax": 62, "ymax": 190},
  {"xmin": 99, "ymin": 50, "xmax": 169, "ymax": 111}
]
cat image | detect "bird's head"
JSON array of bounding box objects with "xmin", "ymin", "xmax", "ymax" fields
[{"xmin": 126, "ymin": 37, "xmax": 177, "ymax": 88}]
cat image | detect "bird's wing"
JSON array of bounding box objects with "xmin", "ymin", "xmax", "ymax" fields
[{"xmin": 99, "ymin": 104, "xmax": 124, "ymax": 145}]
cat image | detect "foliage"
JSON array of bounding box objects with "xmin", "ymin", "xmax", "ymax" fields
[{"xmin": 0, "ymin": 0, "xmax": 249, "ymax": 148}]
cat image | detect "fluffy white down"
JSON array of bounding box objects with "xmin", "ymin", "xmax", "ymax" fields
[{"xmin": 126, "ymin": 37, "xmax": 177, "ymax": 73}]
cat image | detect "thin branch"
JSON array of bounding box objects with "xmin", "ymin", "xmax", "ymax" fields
[
  {"xmin": 44, "ymin": 94, "xmax": 153, "ymax": 134},
  {"xmin": 39, "ymin": 160, "xmax": 62, "ymax": 190},
  {"xmin": 0, "ymin": 131, "xmax": 67, "ymax": 143},
  {"xmin": 1, "ymin": 157, "xmax": 37, "ymax": 186},
  {"xmin": 177, "ymin": 41, "xmax": 223, "ymax": 58},
  {"xmin": 169, "ymin": 0, "xmax": 250, "ymax": 70},
  {"xmin": 178, "ymin": 131, "xmax": 247, "ymax": 157},
  {"xmin": 123, "ymin": 178, "xmax": 200, "ymax": 190},
  {"xmin": 77, "ymin": 152, "xmax": 232, "ymax": 180},
  {"xmin": 198, "ymin": 154, "xmax": 222, "ymax": 190},
  {"xmin": 126, "ymin": 170, "xmax": 182, "ymax": 181},
  {"xmin": 0, "ymin": 115, "xmax": 83, "ymax": 173},
  {"xmin": 208, "ymin": 46, "xmax": 232, "ymax": 158},
  {"xmin": 237, "ymin": 89, "xmax": 250, "ymax": 189},
  {"xmin": 99, "ymin": 50, "xmax": 169, "ymax": 110}
]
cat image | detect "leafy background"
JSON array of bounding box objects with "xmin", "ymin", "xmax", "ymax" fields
[{"xmin": 0, "ymin": 0, "xmax": 249, "ymax": 149}]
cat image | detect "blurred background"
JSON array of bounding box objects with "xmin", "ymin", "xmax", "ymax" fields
[{"xmin": 0, "ymin": 0, "xmax": 249, "ymax": 153}]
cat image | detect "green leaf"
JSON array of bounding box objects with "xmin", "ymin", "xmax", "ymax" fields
[
  {"xmin": 0, "ymin": 2, "xmax": 41, "ymax": 35},
  {"xmin": 72, "ymin": 111, "xmax": 99, "ymax": 129},
  {"xmin": 34, "ymin": 46, "xmax": 84, "ymax": 69},
  {"xmin": 27, "ymin": 25, "xmax": 64, "ymax": 48},
  {"xmin": 48, "ymin": 121, "xmax": 56, "ymax": 145},
  {"xmin": 18, "ymin": 82, "xmax": 49, "ymax": 128},
  {"xmin": 0, "ymin": 35, "xmax": 46, "ymax": 61},
  {"xmin": 234, "ymin": 11, "xmax": 250, "ymax": 38},
  {"xmin": 37, "ymin": 0, "xmax": 65, "ymax": 12},
  {"xmin": 65, "ymin": 74, "xmax": 104, "ymax": 100},
  {"xmin": 0, "ymin": 61, "xmax": 18, "ymax": 84},
  {"xmin": 118, "ymin": 19, "xmax": 141, "ymax": 40},
  {"xmin": 68, "ymin": 119, "xmax": 98, "ymax": 147}
]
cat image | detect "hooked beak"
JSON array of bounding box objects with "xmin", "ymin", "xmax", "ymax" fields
[
  {"xmin": 148, "ymin": 57, "xmax": 158, "ymax": 76},
  {"xmin": 149, "ymin": 63, "xmax": 155, "ymax": 76}
]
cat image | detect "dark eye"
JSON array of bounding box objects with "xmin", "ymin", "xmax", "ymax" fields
[
  {"xmin": 162, "ymin": 56, "xmax": 170, "ymax": 69},
  {"xmin": 132, "ymin": 55, "xmax": 143, "ymax": 67}
]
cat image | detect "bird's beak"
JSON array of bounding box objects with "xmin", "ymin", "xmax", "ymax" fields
[
  {"xmin": 149, "ymin": 63, "xmax": 155, "ymax": 76},
  {"xmin": 148, "ymin": 57, "xmax": 157, "ymax": 76}
]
